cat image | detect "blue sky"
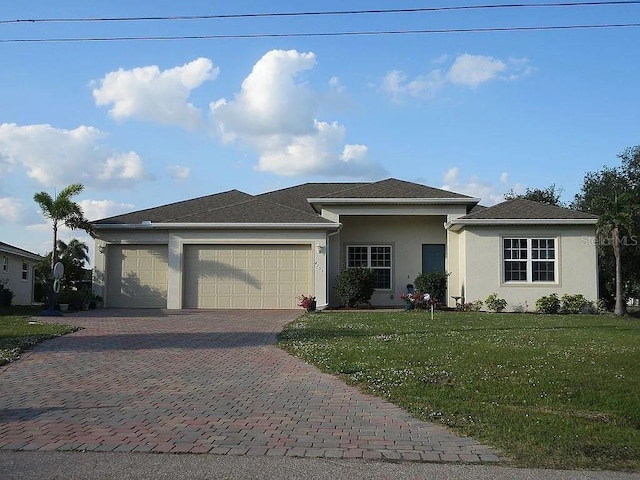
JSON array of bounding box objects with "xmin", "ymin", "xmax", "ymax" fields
[{"xmin": 1, "ymin": 1, "xmax": 639, "ymax": 261}]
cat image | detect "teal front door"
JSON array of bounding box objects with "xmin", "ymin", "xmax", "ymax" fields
[{"xmin": 422, "ymin": 244, "xmax": 445, "ymax": 273}]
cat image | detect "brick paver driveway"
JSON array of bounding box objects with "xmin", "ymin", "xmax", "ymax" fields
[{"xmin": 0, "ymin": 310, "xmax": 502, "ymax": 462}]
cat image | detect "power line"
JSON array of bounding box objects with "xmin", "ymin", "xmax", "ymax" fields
[
  {"xmin": 1, "ymin": 1, "xmax": 639, "ymax": 25},
  {"xmin": 1, "ymin": 23, "xmax": 638, "ymax": 43}
]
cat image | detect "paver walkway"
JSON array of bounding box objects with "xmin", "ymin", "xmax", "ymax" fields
[{"xmin": 0, "ymin": 310, "xmax": 503, "ymax": 462}]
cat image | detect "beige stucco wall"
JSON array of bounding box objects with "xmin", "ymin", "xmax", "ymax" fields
[
  {"xmin": 334, "ymin": 215, "xmax": 447, "ymax": 307},
  {"xmin": 0, "ymin": 251, "xmax": 38, "ymax": 305},
  {"xmin": 456, "ymin": 225, "xmax": 598, "ymax": 311},
  {"xmin": 94, "ymin": 228, "xmax": 328, "ymax": 310}
]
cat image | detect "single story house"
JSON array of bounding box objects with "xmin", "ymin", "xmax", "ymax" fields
[
  {"xmin": 0, "ymin": 241, "xmax": 42, "ymax": 306},
  {"xmin": 92, "ymin": 178, "xmax": 599, "ymax": 311}
]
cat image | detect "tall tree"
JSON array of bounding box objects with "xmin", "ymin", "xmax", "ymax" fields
[
  {"xmin": 33, "ymin": 184, "xmax": 95, "ymax": 270},
  {"xmin": 504, "ymin": 184, "xmax": 565, "ymax": 206},
  {"xmin": 573, "ymin": 148, "xmax": 640, "ymax": 315},
  {"xmin": 33, "ymin": 184, "xmax": 95, "ymax": 313}
]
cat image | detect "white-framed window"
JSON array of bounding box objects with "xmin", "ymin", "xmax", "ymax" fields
[
  {"xmin": 21, "ymin": 262, "xmax": 28, "ymax": 281},
  {"xmin": 2, "ymin": 256, "xmax": 7, "ymax": 273},
  {"xmin": 346, "ymin": 245, "xmax": 392, "ymax": 289},
  {"xmin": 503, "ymin": 237, "xmax": 557, "ymax": 283}
]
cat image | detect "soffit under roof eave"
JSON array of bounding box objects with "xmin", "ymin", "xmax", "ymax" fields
[
  {"xmin": 93, "ymin": 222, "xmax": 342, "ymax": 231},
  {"xmin": 445, "ymin": 218, "xmax": 599, "ymax": 231}
]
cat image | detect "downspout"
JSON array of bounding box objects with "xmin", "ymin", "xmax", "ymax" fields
[{"xmin": 319, "ymin": 224, "xmax": 343, "ymax": 310}]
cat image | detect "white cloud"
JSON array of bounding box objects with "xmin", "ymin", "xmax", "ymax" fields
[
  {"xmin": 211, "ymin": 49, "xmax": 386, "ymax": 178},
  {"xmin": 0, "ymin": 197, "xmax": 38, "ymax": 224},
  {"xmin": 441, "ymin": 166, "xmax": 518, "ymax": 205},
  {"xmin": 382, "ymin": 53, "xmax": 533, "ymax": 99},
  {"xmin": 447, "ymin": 54, "xmax": 506, "ymax": 87},
  {"xmin": 328, "ymin": 76, "xmax": 345, "ymax": 93},
  {"xmin": 79, "ymin": 199, "xmax": 135, "ymax": 221},
  {"xmin": 93, "ymin": 57, "xmax": 217, "ymax": 129},
  {"xmin": 168, "ymin": 165, "xmax": 190, "ymax": 181},
  {"xmin": 0, "ymin": 123, "xmax": 151, "ymax": 188}
]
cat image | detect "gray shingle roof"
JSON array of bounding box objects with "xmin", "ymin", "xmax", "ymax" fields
[
  {"xmin": 257, "ymin": 182, "xmax": 363, "ymax": 214},
  {"xmin": 93, "ymin": 178, "xmax": 481, "ymax": 226},
  {"xmin": 175, "ymin": 197, "xmax": 335, "ymax": 224},
  {"xmin": 459, "ymin": 198, "xmax": 599, "ymax": 221},
  {"xmin": 317, "ymin": 178, "xmax": 475, "ymax": 199},
  {"xmin": 94, "ymin": 190, "xmax": 253, "ymax": 225},
  {"xmin": 0, "ymin": 241, "xmax": 42, "ymax": 259}
]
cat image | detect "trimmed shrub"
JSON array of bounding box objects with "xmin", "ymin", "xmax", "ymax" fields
[
  {"xmin": 561, "ymin": 294, "xmax": 591, "ymax": 314},
  {"xmin": 413, "ymin": 271, "xmax": 449, "ymax": 305},
  {"xmin": 536, "ymin": 293, "xmax": 561, "ymax": 314},
  {"xmin": 461, "ymin": 300, "xmax": 484, "ymax": 312},
  {"xmin": 485, "ymin": 293, "xmax": 507, "ymax": 312},
  {"xmin": 335, "ymin": 268, "xmax": 376, "ymax": 307},
  {"xmin": 0, "ymin": 287, "xmax": 14, "ymax": 307}
]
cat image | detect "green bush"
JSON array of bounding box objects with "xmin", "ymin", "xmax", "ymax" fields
[
  {"xmin": 461, "ymin": 300, "xmax": 483, "ymax": 312},
  {"xmin": 536, "ymin": 293, "xmax": 561, "ymax": 314},
  {"xmin": 335, "ymin": 268, "xmax": 376, "ymax": 307},
  {"xmin": 0, "ymin": 288, "xmax": 14, "ymax": 307},
  {"xmin": 485, "ymin": 293, "xmax": 507, "ymax": 312},
  {"xmin": 561, "ymin": 294, "xmax": 591, "ymax": 314},
  {"xmin": 413, "ymin": 271, "xmax": 449, "ymax": 304}
]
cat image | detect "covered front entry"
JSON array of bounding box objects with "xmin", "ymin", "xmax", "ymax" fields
[
  {"xmin": 182, "ymin": 244, "xmax": 312, "ymax": 309},
  {"xmin": 106, "ymin": 245, "xmax": 168, "ymax": 308}
]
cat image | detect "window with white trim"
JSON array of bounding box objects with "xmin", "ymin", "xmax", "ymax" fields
[
  {"xmin": 22, "ymin": 262, "xmax": 28, "ymax": 281},
  {"xmin": 2, "ymin": 256, "xmax": 7, "ymax": 273},
  {"xmin": 503, "ymin": 238, "xmax": 556, "ymax": 283},
  {"xmin": 347, "ymin": 245, "xmax": 392, "ymax": 289}
]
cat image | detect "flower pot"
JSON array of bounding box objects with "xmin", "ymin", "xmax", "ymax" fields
[
  {"xmin": 306, "ymin": 300, "xmax": 317, "ymax": 312},
  {"xmin": 403, "ymin": 300, "xmax": 414, "ymax": 311},
  {"xmin": 59, "ymin": 303, "xmax": 69, "ymax": 312}
]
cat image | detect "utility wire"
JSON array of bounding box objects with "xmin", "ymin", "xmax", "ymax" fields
[
  {"xmin": 1, "ymin": 23, "xmax": 638, "ymax": 43},
  {"xmin": 1, "ymin": 1, "xmax": 639, "ymax": 25}
]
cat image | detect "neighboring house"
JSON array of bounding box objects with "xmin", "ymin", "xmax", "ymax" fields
[
  {"xmin": 0, "ymin": 241, "xmax": 42, "ymax": 306},
  {"xmin": 92, "ymin": 178, "xmax": 599, "ymax": 311}
]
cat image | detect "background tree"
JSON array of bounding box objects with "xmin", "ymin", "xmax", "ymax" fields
[
  {"xmin": 573, "ymin": 147, "xmax": 640, "ymax": 315},
  {"xmin": 33, "ymin": 184, "xmax": 95, "ymax": 312},
  {"xmin": 36, "ymin": 239, "xmax": 91, "ymax": 294},
  {"xmin": 504, "ymin": 184, "xmax": 565, "ymax": 207}
]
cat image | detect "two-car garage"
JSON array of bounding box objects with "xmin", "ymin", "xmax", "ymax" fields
[{"xmin": 105, "ymin": 244, "xmax": 312, "ymax": 309}]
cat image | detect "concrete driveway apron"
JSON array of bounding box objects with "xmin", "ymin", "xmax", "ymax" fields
[{"xmin": 0, "ymin": 310, "xmax": 502, "ymax": 462}]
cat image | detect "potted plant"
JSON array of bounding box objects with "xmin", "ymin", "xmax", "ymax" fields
[
  {"xmin": 57, "ymin": 290, "xmax": 71, "ymax": 312},
  {"xmin": 297, "ymin": 294, "xmax": 317, "ymax": 312}
]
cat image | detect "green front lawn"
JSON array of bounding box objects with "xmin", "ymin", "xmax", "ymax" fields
[
  {"xmin": 0, "ymin": 306, "xmax": 80, "ymax": 366},
  {"xmin": 279, "ymin": 310, "xmax": 640, "ymax": 471}
]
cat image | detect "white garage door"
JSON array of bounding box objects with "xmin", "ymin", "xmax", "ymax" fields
[
  {"xmin": 107, "ymin": 245, "xmax": 168, "ymax": 308},
  {"xmin": 183, "ymin": 245, "xmax": 312, "ymax": 309}
]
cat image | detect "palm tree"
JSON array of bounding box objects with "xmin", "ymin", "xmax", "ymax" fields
[
  {"xmin": 596, "ymin": 192, "xmax": 633, "ymax": 316},
  {"xmin": 34, "ymin": 184, "xmax": 95, "ymax": 270},
  {"xmin": 33, "ymin": 184, "xmax": 95, "ymax": 313}
]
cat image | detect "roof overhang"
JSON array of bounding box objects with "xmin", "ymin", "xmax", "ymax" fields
[
  {"xmin": 445, "ymin": 218, "xmax": 598, "ymax": 231},
  {"xmin": 0, "ymin": 245, "xmax": 42, "ymax": 260},
  {"xmin": 93, "ymin": 222, "xmax": 342, "ymax": 231}
]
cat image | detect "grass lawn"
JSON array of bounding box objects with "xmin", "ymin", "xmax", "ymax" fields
[
  {"xmin": 279, "ymin": 310, "xmax": 640, "ymax": 471},
  {"xmin": 0, "ymin": 306, "xmax": 80, "ymax": 366}
]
